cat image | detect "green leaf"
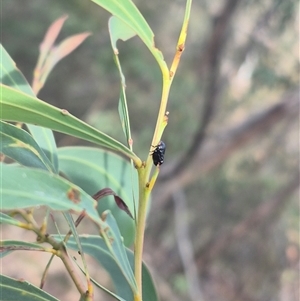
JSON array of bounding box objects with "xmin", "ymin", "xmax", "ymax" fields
[
  {"xmin": 0, "ymin": 212, "xmax": 23, "ymax": 227},
  {"xmin": 0, "ymin": 44, "xmax": 59, "ymax": 173},
  {"xmin": 1, "ymin": 165, "xmax": 138, "ymax": 294},
  {"xmin": 0, "ymin": 164, "xmax": 104, "ymax": 227},
  {"xmin": 91, "ymin": 0, "xmax": 167, "ymax": 69},
  {"xmin": 0, "ymin": 44, "xmax": 35, "ymax": 96},
  {"xmin": 54, "ymin": 211, "xmax": 138, "ymax": 297},
  {"xmin": 58, "ymin": 146, "xmax": 137, "ymax": 246},
  {"xmin": 26, "ymin": 125, "xmax": 59, "ymax": 173},
  {"xmin": 0, "ymin": 214, "xmax": 28, "ymax": 257},
  {"xmin": 92, "ymin": 0, "xmax": 153, "ymax": 48},
  {"xmin": 109, "ymin": 16, "xmax": 136, "ymax": 51},
  {"xmin": 108, "ymin": 17, "xmax": 133, "ymax": 148},
  {"xmin": 74, "ymin": 264, "xmax": 127, "ymax": 301},
  {"xmin": 0, "ymin": 274, "xmax": 60, "ymax": 301},
  {"xmin": 118, "ymin": 84, "xmax": 132, "ymax": 147},
  {"xmin": 55, "ymin": 234, "xmax": 158, "ymax": 301},
  {"xmin": 104, "ymin": 212, "xmax": 136, "ymax": 289},
  {"xmin": 0, "ymin": 121, "xmax": 55, "ymax": 172},
  {"xmin": 0, "ymin": 84, "xmax": 140, "ymax": 163},
  {"xmin": 0, "ymin": 240, "xmax": 50, "ymax": 258}
]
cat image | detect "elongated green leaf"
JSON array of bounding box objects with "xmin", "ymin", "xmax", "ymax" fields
[
  {"xmin": 74, "ymin": 263, "xmax": 127, "ymax": 301},
  {"xmin": 0, "ymin": 274, "xmax": 60, "ymax": 301},
  {"xmin": 108, "ymin": 17, "xmax": 133, "ymax": 148},
  {"xmin": 0, "ymin": 44, "xmax": 59, "ymax": 172},
  {"xmin": 54, "ymin": 234, "xmax": 158, "ymax": 301},
  {"xmin": 0, "ymin": 85, "xmax": 140, "ymax": 163},
  {"xmin": 0, "ymin": 164, "xmax": 104, "ymax": 227},
  {"xmin": 0, "ymin": 212, "xmax": 23, "ymax": 227},
  {"xmin": 0, "ymin": 45, "xmax": 35, "ymax": 96},
  {"xmin": 55, "ymin": 212, "xmax": 138, "ymax": 296},
  {"xmin": 0, "ymin": 213, "xmax": 29, "ymax": 256},
  {"xmin": 103, "ymin": 211, "xmax": 137, "ymax": 291},
  {"xmin": 58, "ymin": 146, "xmax": 137, "ymax": 246},
  {"xmin": 117, "ymin": 76, "xmax": 132, "ymax": 147},
  {"xmin": 0, "ymin": 121, "xmax": 55, "ymax": 172},
  {"xmin": 26, "ymin": 125, "xmax": 59, "ymax": 173},
  {"xmin": 0, "ymin": 240, "xmax": 50, "ymax": 257},
  {"xmin": 92, "ymin": 0, "xmax": 153, "ymax": 48},
  {"xmin": 1, "ymin": 165, "xmax": 133, "ymax": 285},
  {"xmin": 91, "ymin": 0, "xmax": 166, "ymax": 69},
  {"xmin": 63, "ymin": 211, "xmax": 90, "ymax": 277},
  {"xmin": 109, "ymin": 16, "xmax": 136, "ymax": 52}
]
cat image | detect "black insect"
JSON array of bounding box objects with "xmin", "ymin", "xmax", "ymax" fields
[{"xmin": 151, "ymin": 141, "xmax": 166, "ymax": 166}]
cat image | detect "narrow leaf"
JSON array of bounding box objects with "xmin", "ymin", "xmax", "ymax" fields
[
  {"xmin": 0, "ymin": 212, "xmax": 23, "ymax": 227},
  {"xmin": 38, "ymin": 33, "xmax": 91, "ymax": 90},
  {"xmin": 0, "ymin": 121, "xmax": 55, "ymax": 172},
  {"xmin": 39, "ymin": 14, "xmax": 68, "ymax": 58},
  {"xmin": 58, "ymin": 146, "xmax": 137, "ymax": 246},
  {"xmin": 0, "ymin": 164, "xmax": 104, "ymax": 227},
  {"xmin": 75, "ymin": 263, "xmax": 127, "ymax": 301},
  {"xmin": 26, "ymin": 124, "xmax": 59, "ymax": 173},
  {"xmin": 52, "ymin": 33, "xmax": 92, "ymax": 65},
  {"xmin": 91, "ymin": 0, "xmax": 167, "ymax": 69},
  {"xmin": 108, "ymin": 17, "xmax": 133, "ymax": 147},
  {"xmin": 54, "ymin": 234, "xmax": 158, "ymax": 301},
  {"xmin": 0, "ymin": 274, "xmax": 60, "ymax": 301},
  {"xmin": 109, "ymin": 16, "xmax": 136, "ymax": 53},
  {"xmin": 93, "ymin": 188, "xmax": 133, "ymax": 219},
  {"xmin": 0, "ymin": 240, "xmax": 49, "ymax": 255},
  {"xmin": 0, "ymin": 44, "xmax": 58, "ymax": 172},
  {"xmin": 0, "ymin": 85, "xmax": 140, "ymax": 163},
  {"xmin": 32, "ymin": 15, "xmax": 68, "ymax": 94},
  {"xmin": 102, "ymin": 211, "xmax": 137, "ymax": 292}
]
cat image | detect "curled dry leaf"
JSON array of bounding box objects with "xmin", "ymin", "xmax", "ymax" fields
[{"xmin": 93, "ymin": 188, "xmax": 133, "ymax": 219}]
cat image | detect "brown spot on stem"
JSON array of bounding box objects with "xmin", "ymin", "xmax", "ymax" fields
[{"xmin": 178, "ymin": 43, "xmax": 185, "ymax": 52}]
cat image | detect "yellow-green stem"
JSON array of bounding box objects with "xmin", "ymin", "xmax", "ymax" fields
[
  {"xmin": 150, "ymin": 71, "xmax": 170, "ymax": 148},
  {"xmin": 134, "ymin": 168, "xmax": 151, "ymax": 298},
  {"xmin": 133, "ymin": 1, "xmax": 192, "ymax": 294}
]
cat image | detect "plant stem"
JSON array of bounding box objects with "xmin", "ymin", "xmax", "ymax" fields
[
  {"xmin": 134, "ymin": 168, "xmax": 151, "ymax": 299},
  {"xmin": 58, "ymin": 246, "xmax": 88, "ymax": 297},
  {"xmin": 133, "ymin": 50, "xmax": 172, "ymax": 301},
  {"xmin": 134, "ymin": 2, "xmax": 192, "ymax": 298}
]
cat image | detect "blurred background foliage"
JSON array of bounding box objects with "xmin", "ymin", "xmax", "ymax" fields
[{"xmin": 2, "ymin": 0, "xmax": 299, "ymax": 300}]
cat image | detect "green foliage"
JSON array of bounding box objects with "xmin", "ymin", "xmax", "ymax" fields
[
  {"xmin": 57, "ymin": 147, "xmax": 137, "ymax": 246},
  {"xmin": 0, "ymin": 274, "xmax": 60, "ymax": 301},
  {"xmin": 2, "ymin": 0, "xmax": 298, "ymax": 300},
  {"xmin": 59, "ymin": 235, "xmax": 158, "ymax": 301},
  {"xmin": 0, "ymin": 84, "xmax": 138, "ymax": 162},
  {"xmin": 0, "ymin": 121, "xmax": 55, "ymax": 172}
]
